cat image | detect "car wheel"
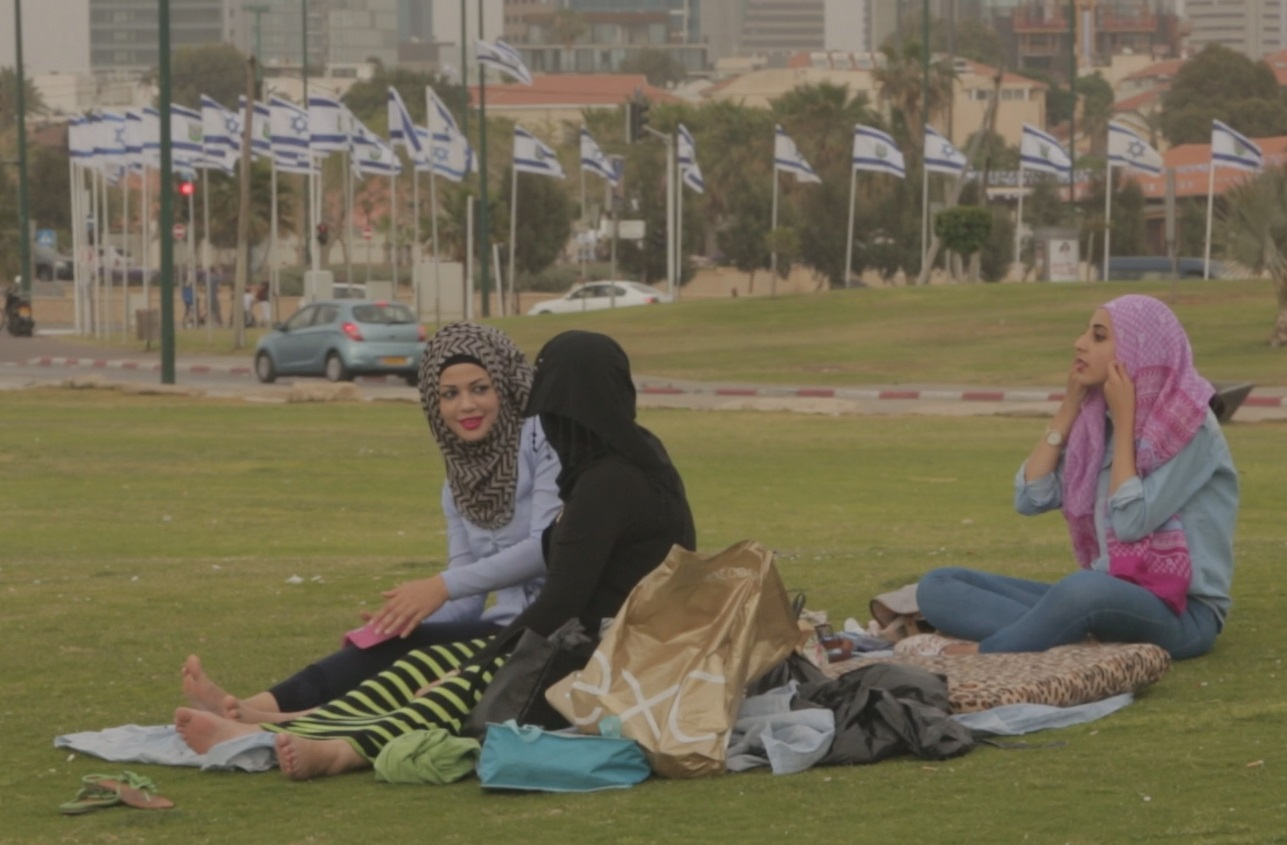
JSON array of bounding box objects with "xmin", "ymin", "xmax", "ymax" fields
[
  {"xmin": 325, "ymin": 352, "xmax": 351, "ymax": 382},
  {"xmin": 254, "ymin": 351, "xmax": 277, "ymax": 384}
]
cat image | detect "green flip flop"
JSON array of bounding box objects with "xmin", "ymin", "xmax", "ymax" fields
[{"xmin": 59, "ymin": 772, "xmax": 175, "ymax": 815}]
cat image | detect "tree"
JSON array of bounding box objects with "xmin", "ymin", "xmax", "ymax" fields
[
  {"xmin": 551, "ymin": 9, "xmax": 588, "ymax": 49},
  {"xmin": 1160, "ymin": 44, "xmax": 1287, "ymax": 144},
  {"xmin": 1218, "ymin": 164, "xmax": 1287, "ymax": 346},
  {"xmin": 0, "ymin": 66, "xmax": 46, "ymax": 130},
  {"xmin": 935, "ymin": 206, "xmax": 992, "ymax": 280},
  {"xmin": 891, "ymin": 9, "xmax": 1004, "ymax": 67},
  {"xmin": 343, "ymin": 67, "xmax": 466, "ymax": 129},
  {"xmin": 502, "ymin": 167, "xmax": 572, "ymax": 280},
  {"xmin": 873, "ymin": 38, "xmax": 956, "ymax": 158},
  {"xmin": 164, "ymin": 44, "xmax": 251, "ymax": 110},
  {"xmin": 620, "ymin": 49, "xmax": 687, "ymax": 88},
  {"xmin": 1077, "ymin": 73, "xmax": 1115, "ymax": 156}
]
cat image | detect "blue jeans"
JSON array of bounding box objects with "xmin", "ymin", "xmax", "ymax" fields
[{"xmin": 916, "ymin": 567, "xmax": 1220, "ymax": 660}]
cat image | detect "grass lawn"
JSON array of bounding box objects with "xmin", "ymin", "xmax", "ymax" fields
[
  {"xmin": 1, "ymin": 388, "xmax": 1284, "ymax": 845},
  {"xmin": 60, "ymin": 278, "xmax": 1287, "ymax": 388}
]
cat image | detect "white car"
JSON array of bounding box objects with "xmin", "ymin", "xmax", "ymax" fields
[{"xmin": 526, "ymin": 281, "xmax": 670, "ymax": 316}]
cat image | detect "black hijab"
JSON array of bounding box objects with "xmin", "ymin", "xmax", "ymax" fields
[{"xmin": 525, "ymin": 330, "xmax": 676, "ymax": 497}]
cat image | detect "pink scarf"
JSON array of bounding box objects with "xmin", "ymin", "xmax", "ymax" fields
[{"xmin": 1061, "ymin": 295, "xmax": 1214, "ymax": 615}]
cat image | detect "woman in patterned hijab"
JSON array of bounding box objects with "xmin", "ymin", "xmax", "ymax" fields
[
  {"xmin": 179, "ymin": 322, "xmax": 560, "ymax": 721},
  {"xmin": 911, "ymin": 295, "xmax": 1238, "ymax": 660}
]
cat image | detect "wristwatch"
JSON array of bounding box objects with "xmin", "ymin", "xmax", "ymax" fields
[{"xmin": 1044, "ymin": 428, "xmax": 1065, "ymax": 448}]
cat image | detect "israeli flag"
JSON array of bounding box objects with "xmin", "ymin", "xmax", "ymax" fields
[
  {"xmin": 240, "ymin": 96, "xmax": 272, "ymax": 161},
  {"xmin": 124, "ymin": 109, "xmax": 145, "ymax": 172},
  {"xmin": 513, "ymin": 125, "xmax": 565, "ymax": 179},
  {"xmin": 1107, "ymin": 122, "xmax": 1163, "ymax": 176},
  {"xmin": 1211, "ymin": 119, "xmax": 1262, "ymax": 172},
  {"xmin": 923, "ymin": 125, "xmax": 967, "ymax": 175},
  {"xmin": 141, "ymin": 107, "xmax": 161, "ymax": 170},
  {"xmin": 852, "ymin": 124, "xmax": 905, "ymax": 178},
  {"xmin": 308, "ymin": 94, "xmax": 348, "ymax": 155},
  {"xmin": 422, "ymin": 87, "xmax": 474, "ymax": 181},
  {"xmin": 200, "ymin": 94, "xmax": 238, "ymax": 173},
  {"xmin": 170, "ymin": 104, "xmax": 204, "ymax": 171},
  {"xmin": 580, "ymin": 128, "xmax": 618, "ymax": 185},
  {"xmin": 96, "ymin": 111, "xmax": 128, "ymax": 175},
  {"xmin": 350, "ymin": 115, "xmax": 402, "ymax": 178},
  {"xmin": 1020, "ymin": 123, "xmax": 1072, "ymax": 175},
  {"xmin": 270, "ymin": 95, "xmax": 310, "ymax": 163},
  {"xmin": 677, "ymin": 123, "xmax": 705, "ymax": 193},
  {"xmin": 774, "ymin": 125, "xmax": 821, "ymax": 184},
  {"xmin": 387, "ymin": 86, "xmax": 422, "ymax": 157},
  {"xmin": 68, "ymin": 116, "xmax": 94, "ymax": 168},
  {"xmin": 476, "ymin": 39, "xmax": 533, "ymax": 86}
]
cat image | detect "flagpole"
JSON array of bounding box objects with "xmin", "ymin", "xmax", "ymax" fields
[
  {"xmin": 413, "ymin": 161, "xmax": 421, "ymax": 318},
  {"xmin": 429, "ymin": 166, "xmax": 441, "ymax": 327},
  {"xmin": 770, "ymin": 165, "xmax": 779, "ymax": 298},
  {"xmin": 579, "ymin": 152, "xmax": 586, "ymax": 285},
  {"xmin": 676, "ymin": 138, "xmax": 684, "ymax": 304},
  {"xmin": 921, "ymin": 142, "xmax": 930, "ymax": 281},
  {"xmin": 665, "ymin": 133, "xmax": 675, "ymax": 302},
  {"xmin": 1103, "ymin": 160, "xmax": 1113, "ymax": 283},
  {"xmin": 845, "ymin": 165, "xmax": 857, "ymax": 289},
  {"xmin": 271, "ymin": 162, "xmax": 279, "ymax": 321},
  {"xmin": 142, "ymin": 165, "xmax": 152, "ymax": 328},
  {"xmin": 122, "ymin": 171, "xmax": 131, "ymax": 342},
  {"xmin": 69, "ymin": 159, "xmax": 81, "ymax": 334},
  {"xmin": 508, "ymin": 164, "xmax": 518, "ymax": 319},
  {"xmin": 1015, "ymin": 162, "xmax": 1025, "ymax": 276},
  {"xmin": 201, "ymin": 166, "xmax": 211, "ymax": 331},
  {"xmin": 345, "ymin": 147, "xmax": 354, "ymax": 290},
  {"xmin": 93, "ymin": 168, "xmax": 102, "ymax": 337},
  {"xmin": 1203, "ymin": 160, "xmax": 1215, "ymax": 280},
  {"xmin": 390, "ymin": 170, "xmax": 398, "ymax": 298}
]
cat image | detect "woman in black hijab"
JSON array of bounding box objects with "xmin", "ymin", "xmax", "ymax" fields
[{"xmin": 175, "ymin": 331, "xmax": 697, "ymax": 781}]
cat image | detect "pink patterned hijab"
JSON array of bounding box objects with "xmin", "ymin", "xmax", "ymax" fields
[{"xmin": 1062, "ymin": 295, "xmax": 1214, "ymax": 614}]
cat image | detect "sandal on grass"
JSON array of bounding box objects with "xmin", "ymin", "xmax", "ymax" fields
[{"xmin": 60, "ymin": 772, "xmax": 175, "ymax": 815}]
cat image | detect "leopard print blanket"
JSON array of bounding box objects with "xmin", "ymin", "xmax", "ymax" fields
[{"xmin": 821, "ymin": 643, "xmax": 1171, "ymax": 714}]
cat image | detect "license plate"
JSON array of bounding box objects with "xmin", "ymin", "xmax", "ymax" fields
[{"xmin": 380, "ymin": 356, "xmax": 409, "ymax": 366}]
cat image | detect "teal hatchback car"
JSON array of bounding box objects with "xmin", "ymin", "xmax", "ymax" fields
[{"xmin": 254, "ymin": 300, "xmax": 426, "ymax": 385}]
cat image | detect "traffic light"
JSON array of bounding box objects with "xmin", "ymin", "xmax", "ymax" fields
[
  {"xmin": 178, "ymin": 179, "xmax": 195, "ymax": 198},
  {"xmin": 625, "ymin": 99, "xmax": 650, "ymax": 143},
  {"xmin": 316, "ymin": 223, "xmax": 329, "ymax": 246}
]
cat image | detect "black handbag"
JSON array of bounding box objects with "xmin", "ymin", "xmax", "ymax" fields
[{"xmin": 462, "ymin": 619, "xmax": 597, "ymax": 739}]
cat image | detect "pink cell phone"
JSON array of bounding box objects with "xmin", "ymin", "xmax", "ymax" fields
[{"xmin": 343, "ymin": 623, "xmax": 398, "ymax": 649}]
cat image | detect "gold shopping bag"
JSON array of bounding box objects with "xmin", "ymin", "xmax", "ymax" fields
[{"xmin": 546, "ymin": 540, "xmax": 802, "ymax": 778}]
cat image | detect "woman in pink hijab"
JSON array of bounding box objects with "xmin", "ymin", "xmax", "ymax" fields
[{"xmin": 913, "ymin": 295, "xmax": 1238, "ymax": 659}]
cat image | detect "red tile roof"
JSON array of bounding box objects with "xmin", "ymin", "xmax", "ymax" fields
[
  {"xmin": 1122, "ymin": 58, "xmax": 1184, "ymax": 82},
  {"xmin": 1113, "ymin": 88, "xmax": 1165, "ymax": 114},
  {"xmin": 468, "ymin": 74, "xmax": 682, "ymax": 108},
  {"xmin": 1130, "ymin": 135, "xmax": 1287, "ymax": 198}
]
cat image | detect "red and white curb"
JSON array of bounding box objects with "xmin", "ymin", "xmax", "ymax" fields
[
  {"xmin": 9, "ymin": 358, "xmax": 1287, "ymax": 407},
  {"xmin": 638, "ymin": 384, "xmax": 1287, "ymax": 407}
]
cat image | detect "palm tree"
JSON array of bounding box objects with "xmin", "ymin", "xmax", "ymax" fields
[
  {"xmin": 1219, "ymin": 165, "xmax": 1287, "ymax": 346},
  {"xmin": 0, "ymin": 67, "xmax": 46, "ymax": 130},
  {"xmin": 872, "ymin": 37, "xmax": 956, "ymax": 163}
]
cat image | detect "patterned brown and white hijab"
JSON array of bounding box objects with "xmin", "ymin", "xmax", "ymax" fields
[{"xmin": 417, "ymin": 322, "xmax": 533, "ymax": 530}]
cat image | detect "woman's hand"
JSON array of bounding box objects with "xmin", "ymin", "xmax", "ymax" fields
[
  {"xmin": 1061, "ymin": 364, "xmax": 1089, "ymax": 415},
  {"xmin": 1104, "ymin": 361, "xmax": 1136, "ymax": 426},
  {"xmin": 362, "ymin": 576, "xmax": 449, "ymax": 638}
]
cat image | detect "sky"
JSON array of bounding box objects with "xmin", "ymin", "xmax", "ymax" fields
[{"xmin": 0, "ymin": 0, "xmax": 91, "ymax": 75}]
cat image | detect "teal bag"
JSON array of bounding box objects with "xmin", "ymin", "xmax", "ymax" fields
[{"xmin": 477, "ymin": 719, "xmax": 650, "ymax": 793}]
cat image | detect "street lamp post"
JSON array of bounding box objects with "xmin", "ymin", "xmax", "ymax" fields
[
  {"xmin": 13, "ymin": 0, "xmax": 33, "ymax": 296},
  {"xmin": 158, "ymin": 0, "xmax": 176, "ymax": 383}
]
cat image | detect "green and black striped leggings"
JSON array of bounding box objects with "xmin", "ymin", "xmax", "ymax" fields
[{"xmin": 263, "ymin": 637, "xmax": 504, "ymax": 760}]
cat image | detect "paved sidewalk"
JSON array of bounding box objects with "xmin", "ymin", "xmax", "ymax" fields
[{"xmin": 5, "ymin": 330, "xmax": 1286, "ymax": 417}]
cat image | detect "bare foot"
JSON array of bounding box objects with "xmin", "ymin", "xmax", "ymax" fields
[
  {"xmin": 174, "ymin": 707, "xmax": 263, "ymax": 754},
  {"xmin": 274, "ymin": 733, "xmax": 367, "ymax": 781},
  {"xmin": 227, "ymin": 696, "xmax": 312, "ymax": 725},
  {"xmin": 181, "ymin": 655, "xmax": 234, "ymax": 714}
]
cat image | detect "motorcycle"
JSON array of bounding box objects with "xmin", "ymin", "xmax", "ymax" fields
[{"xmin": 3, "ymin": 281, "xmax": 35, "ymax": 337}]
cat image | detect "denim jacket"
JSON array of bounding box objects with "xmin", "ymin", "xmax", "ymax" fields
[
  {"xmin": 1015, "ymin": 409, "xmax": 1238, "ymax": 625},
  {"xmin": 434, "ymin": 417, "xmax": 562, "ymax": 626}
]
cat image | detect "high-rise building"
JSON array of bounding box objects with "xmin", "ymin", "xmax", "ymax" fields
[
  {"xmin": 89, "ymin": 0, "xmax": 230, "ymax": 76},
  {"xmin": 328, "ymin": 0, "xmax": 400, "ymax": 65},
  {"xmin": 1187, "ymin": 0, "xmax": 1287, "ymax": 58},
  {"xmin": 237, "ymin": 0, "xmax": 326, "ymax": 71},
  {"xmin": 741, "ymin": 0, "xmax": 826, "ymax": 56}
]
